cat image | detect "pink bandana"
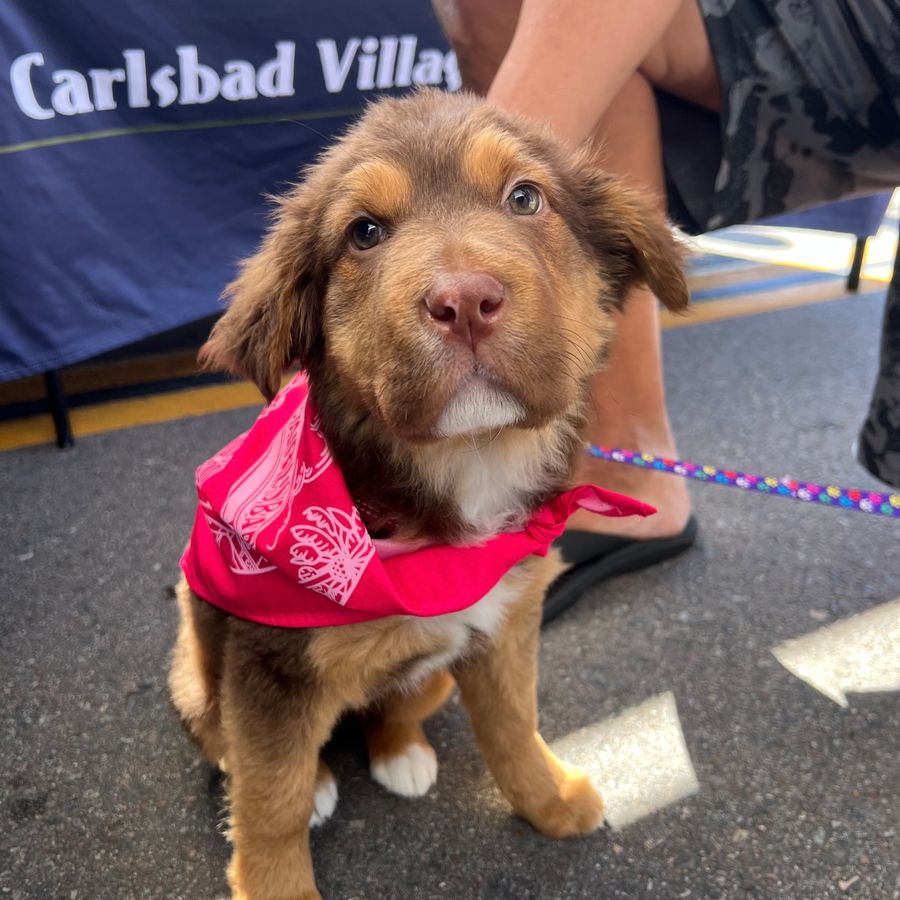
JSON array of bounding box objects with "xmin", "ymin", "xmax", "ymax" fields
[{"xmin": 180, "ymin": 373, "xmax": 655, "ymax": 628}]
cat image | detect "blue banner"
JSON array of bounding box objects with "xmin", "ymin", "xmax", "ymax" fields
[{"xmin": 0, "ymin": 1, "xmax": 456, "ymax": 382}]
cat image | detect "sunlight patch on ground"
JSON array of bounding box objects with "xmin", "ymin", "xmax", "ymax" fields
[
  {"xmin": 772, "ymin": 598, "xmax": 900, "ymax": 707},
  {"xmin": 550, "ymin": 692, "xmax": 699, "ymax": 829}
]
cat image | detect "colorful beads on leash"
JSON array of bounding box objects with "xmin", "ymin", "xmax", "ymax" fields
[{"xmin": 587, "ymin": 446, "xmax": 900, "ymax": 520}]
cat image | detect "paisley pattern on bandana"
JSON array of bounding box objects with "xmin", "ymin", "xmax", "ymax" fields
[
  {"xmin": 201, "ymin": 498, "xmax": 275, "ymax": 576},
  {"xmin": 219, "ymin": 390, "xmax": 332, "ymax": 553},
  {"xmin": 290, "ymin": 506, "xmax": 375, "ymax": 605}
]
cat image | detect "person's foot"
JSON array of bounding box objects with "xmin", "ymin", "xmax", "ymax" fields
[{"xmin": 568, "ymin": 435, "xmax": 691, "ymax": 539}]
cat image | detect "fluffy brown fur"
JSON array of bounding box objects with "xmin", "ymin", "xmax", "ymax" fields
[{"xmin": 170, "ymin": 89, "xmax": 687, "ymax": 899}]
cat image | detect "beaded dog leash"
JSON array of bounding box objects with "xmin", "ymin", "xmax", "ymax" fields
[{"xmin": 587, "ymin": 445, "xmax": 900, "ymax": 520}]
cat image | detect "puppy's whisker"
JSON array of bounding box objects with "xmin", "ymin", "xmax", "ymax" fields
[
  {"xmin": 558, "ymin": 348, "xmax": 593, "ymax": 377},
  {"xmin": 559, "ymin": 343, "xmax": 592, "ymax": 366},
  {"xmin": 480, "ymin": 426, "xmax": 504, "ymax": 450},
  {"xmin": 550, "ymin": 312, "xmax": 589, "ymax": 326},
  {"xmin": 557, "ymin": 324, "xmax": 594, "ymax": 348},
  {"xmin": 557, "ymin": 329, "xmax": 596, "ymax": 362}
]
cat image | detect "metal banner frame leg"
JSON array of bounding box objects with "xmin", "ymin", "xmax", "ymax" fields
[
  {"xmin": 43, "ymin": 370, "xmax": 74, "ymax": 448},
  {"xmin": 846, "ymin": 236, "xmax": 867, "ymax": 292}
]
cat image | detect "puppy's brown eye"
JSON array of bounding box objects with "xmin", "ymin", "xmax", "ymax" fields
[
  {"xmin": 350, "ymin": 218, "xmax": 385, "ymax": 250},
  {"xmin": 506, "ymin": 184, "xmax": 541, "ymax": 216}
]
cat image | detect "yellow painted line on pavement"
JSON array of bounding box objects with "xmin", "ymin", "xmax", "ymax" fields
[
  {"xmin": 0, "ymin": 349, "xmax": 202, "ymax": 405},
  {"xmin": 0, "ymin": 381, "xmax": 262, "ymax": 451},
  {"xmin": 661, "ymin": 276, "xmax": 880, "ymax": 330},
  {"xmin": 0, "ymin": 280, "xmax": 881, "ymax": 452},
  {"xmin": 687, "ymin": 262, "xmax": 788, "ymax": 293}
]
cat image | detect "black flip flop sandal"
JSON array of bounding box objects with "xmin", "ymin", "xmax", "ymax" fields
[{"xmin": 541, "ymin": 516, "xmax": 699, "ymax": 625}]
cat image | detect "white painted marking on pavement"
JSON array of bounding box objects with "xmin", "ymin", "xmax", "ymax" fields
[
  {"xmin": 772, "ymin": 597, "xmax": 900, "ymax": 707},
  {"xmin": 550, "ymin": 692, "xmax": 699, "ymax": 830}
]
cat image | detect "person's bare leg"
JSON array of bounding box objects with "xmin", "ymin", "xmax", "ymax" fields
[
  {"xmin": 571, "ymin": 1, "xmax": 719, "ymax": 536},
  {"xmin": 567, "ymin": 72, "xmax": 688, "ymax": 538},
  {"xmin": 435, "ymin": 0, "xmax": 719, "ymax": 538}
]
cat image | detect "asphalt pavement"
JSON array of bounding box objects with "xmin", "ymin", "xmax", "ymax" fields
[{"xmin": 1, "ymin": 290, "xmax": 898, "ymax": 900}]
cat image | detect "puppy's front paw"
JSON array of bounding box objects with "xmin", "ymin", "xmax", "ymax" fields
[
  {"xmin": 370, "ymin": 742, "xmax": 438, "ymax": 798},
  {"xmin": 525, "ymin": 773, "xmax": 605, "ymax": 839},
  {"xmin": 228, "ymin": 855, "xmax": 322, "ymax": 900},
  {"xmin": 230, "ymin": 884, "xmax": 321, "ymax": 900},
  {"xmin": 309, "ymin": 767, "xmax": 338, "ymax": 828}
]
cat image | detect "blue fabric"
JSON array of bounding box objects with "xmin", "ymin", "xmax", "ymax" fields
[
  {"xmin": 0, "ymin": 1, "xmax": 455, "ymax": 382},
  {"xmin": 762, "ymin": 194, "xmax": 893, "ymax": 236}
]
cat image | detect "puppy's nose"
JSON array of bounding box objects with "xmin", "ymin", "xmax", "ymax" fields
[{"xmin": 424, "ymin": 273, "xmax": 505, "ymax": 348}]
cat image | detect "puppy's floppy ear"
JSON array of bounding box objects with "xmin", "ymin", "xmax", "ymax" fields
[
  {"xmin": 573, "ymin": 161, "xmax": 689, "ymax": 312},
  {"xmin": 200, "ymin": 187, "xmax": 324, "ymax": 402}
]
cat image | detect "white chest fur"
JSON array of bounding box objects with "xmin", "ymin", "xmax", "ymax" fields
[
  {"xmin": 412, "ymin": 423, "xmax": 571, "ymax": 537},
  {"xmin": 397, "ymin": 420, "xmax": 573, "ymax": 687},
  {"xmin": 404, "ymin": 571, "xmax": 522, "ymax": 686}
]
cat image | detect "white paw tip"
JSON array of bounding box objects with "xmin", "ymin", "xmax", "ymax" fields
[
  {"xmin": 309, "ymin": 772, "xmax": 338, "ymax": 828},
  {"xmin": 370, "ymin": 743, "xmax": 438, "ymax": 798}
]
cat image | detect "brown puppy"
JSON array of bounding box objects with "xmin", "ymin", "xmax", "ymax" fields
[{"xmin": 169, "ymin": 89, "xmax": 687, "ymax": 900}]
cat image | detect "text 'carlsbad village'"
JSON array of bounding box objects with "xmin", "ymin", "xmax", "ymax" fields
[{"xmin": 9, "ymin": 37, "xmax": 461, "ymax": 120}]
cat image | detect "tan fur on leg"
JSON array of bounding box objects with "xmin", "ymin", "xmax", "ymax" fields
[
  {"xmin": 221, "ymin": 623, "xmax": 343, "ymax": 900},
  {"xmin": 452, "ymin": 557, "xmax": 604, "ymax": 838},
  {"xmin": 168, "ymin": 579, "xmax": 228, "ymax": 766}
]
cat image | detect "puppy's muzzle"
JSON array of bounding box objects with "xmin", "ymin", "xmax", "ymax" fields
[{"xmin": 424, "ymin": 272, "xmax": 505, "ymax": 351}]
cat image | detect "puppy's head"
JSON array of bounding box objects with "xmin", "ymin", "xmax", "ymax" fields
[{"xmin": 202, "ymin": 90, "xmax": 687, "ymax": 443}]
